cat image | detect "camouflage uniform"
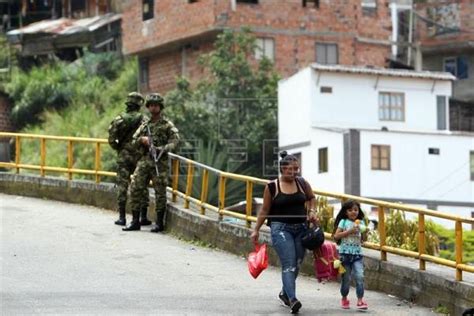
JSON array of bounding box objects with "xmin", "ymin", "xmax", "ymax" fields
[
  {"xmin": 108, "ymin": 92, "xmax": 149, "ymax": 226},
  {"xmin": 123, "ymin": 92, "xmax": 179, "ymax": 232}
]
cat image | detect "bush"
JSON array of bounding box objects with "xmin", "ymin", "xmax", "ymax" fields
[{"xmin": 5, "ymin": 51, "xmax": 127, "ymax": 128}]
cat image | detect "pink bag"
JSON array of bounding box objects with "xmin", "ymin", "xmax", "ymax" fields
[
  {"xmin": 248, "ymin": 243, "xmax": 268, "ymax": 279},
  {"xmin": 313, "ymin": 241, "xmax": 339, "ymax": 282}
]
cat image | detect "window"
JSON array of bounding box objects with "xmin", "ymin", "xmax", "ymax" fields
[
  {"xmin": 320, "ymin": 86, "xmax": 332, "ymax": 94},
  {"xmin": 437, "ymin": 96, "xmax": 447, "ymax": 130},
  {"xmin": 470, "ymin": 151, "xmax": 474, "ymax": 181},
  {"xmin": 428, "ymin": 148, "xmax": 440, "ymax": 155},
  {"xmin": 361, "ymin": 0, "xmax": 376, "ymax": 8},
  {"xmin": 143, "ymin": 0, "xmax": 154, "ymax": 21},
  {"xmin": 255, "ymin": 38, "xmax": 274, "ymax": 61},
  {"xmin": 316, "ymin": 43, "xmax": 338, "ymax": 65},
  {"xmin": 139, "ymin": 57, "xmax": 149, "ymax": 88},
  {"xmin": 237, "ymin": 0, "xmax": 258, "ymax": 3},
  {"xmin": 379, "ymin": 92, "xmax": 405, "ymax": 121},
  {"xmin": 318, "ymin": 148, "xmax": 328, "ymax": 173},
  {"xmin": 371, "ymin": 145, "xmax": 390, "ymax": 170},
  {"xmin": 303, "ymin": 0, "xmax": 319, "ymax": 8},
  {"xmin": 444, "ymin": 56, "xmax": 469, "ymax": 79}
]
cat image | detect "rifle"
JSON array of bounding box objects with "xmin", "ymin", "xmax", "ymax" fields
[{"xmin": 146, "ymin": 124, "xmax": 165, "ymax": 175}]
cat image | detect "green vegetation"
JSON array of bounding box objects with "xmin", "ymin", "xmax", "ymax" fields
[
  {"xmin": 166, "ymin": 27, "xmax": 280, "ymax": 178},
  {"xmin": 316, "ymin": 198, "xmax": 473, "ymax": 263},
  {"xmin": 5, "ymin": 52, "xmax": 138, "ymax": 178},
  {"xmin": 433, "ymin": 224, "xmax": 474, "ymax": 264}
]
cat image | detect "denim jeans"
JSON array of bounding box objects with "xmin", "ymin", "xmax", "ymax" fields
[
  {"xmin": 270, "ymin": 222, "xmax": 306, "ymax": 301},
  {"xmin": 339, "ymin": 254, "xmax": 365, "ymax": 299}
]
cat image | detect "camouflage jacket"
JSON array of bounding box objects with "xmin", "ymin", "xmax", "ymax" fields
[
  {"xmin": 108, "ymin": 109, "xmax": 145, "ymax": 152},
  {"xmin": 132, "ymin": 116, "xmax": 180, "ymax": 160}
]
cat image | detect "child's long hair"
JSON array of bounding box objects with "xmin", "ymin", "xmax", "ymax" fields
[{"xmin": 332, "ymin": 199, "xmax": 365, "ymax": 236}]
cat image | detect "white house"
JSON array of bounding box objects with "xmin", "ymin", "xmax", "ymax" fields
[{"xmin": 278, "ymin": 64, "xmax": 474, "ymax": 228}]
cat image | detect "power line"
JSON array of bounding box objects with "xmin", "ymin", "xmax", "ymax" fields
[{"xmin": 417, "ymin": 161, "xmax": 469, "ymax": 198}]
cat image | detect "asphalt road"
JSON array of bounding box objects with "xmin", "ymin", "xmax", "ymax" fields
[{"xmin": 0, "ymin": 193, "xmax": 439, "ymax": 315}]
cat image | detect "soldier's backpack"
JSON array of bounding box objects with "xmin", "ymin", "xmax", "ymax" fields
[{"xmin": 108, "ymin": 112, "xmax": 143, "ymax": 151}]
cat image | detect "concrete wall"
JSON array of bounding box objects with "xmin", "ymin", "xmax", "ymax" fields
[
  {"xmin": 0, "ymin": 172, "xmax": 472, "ymax": 315},
  {"xmin": 359, "ymin": 130, "xmax": 474, "ymax": 206},
  {"xmin": 307, "ymin": 70, "xmax": 452, "ymax": 132}
]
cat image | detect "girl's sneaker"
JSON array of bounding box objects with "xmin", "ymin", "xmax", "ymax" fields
[
  {"xmin": 341, "ymin": 298, "xmax": 350, "ymax": 309},
  {"xmin": 356, "ymin": 300, "xmax": 368, "ymax": 310}
]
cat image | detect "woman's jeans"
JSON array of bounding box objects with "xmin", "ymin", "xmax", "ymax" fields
[
  {"xmin": 270, "ymin": 222, "xmax": 306, "ymax": 301},
  {"xmin": 339, "ymin": 254, "xmax": 365, "ymax": 299}
]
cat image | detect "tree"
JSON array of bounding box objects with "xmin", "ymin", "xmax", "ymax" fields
[{"xmin": 165, "ymin": 27, "xmax": 280, "ymax": 177}]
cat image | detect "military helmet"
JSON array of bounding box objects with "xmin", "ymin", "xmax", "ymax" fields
[
  {"xmin": 126, "ymin": 92, "xmax": 144, "ymax": 107},
  {"xmin": 145, "ymin": 93, "xmax": 164, "ymax": 108}
]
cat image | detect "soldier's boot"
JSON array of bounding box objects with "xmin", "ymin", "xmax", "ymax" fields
[
  {"xmin": 140, "ymin": 207, "xmax": 152, "ymax": 226},
  {"xmin": 122, "ymin": 211, "xmax": 141, "ymax": 231},
  {"xmin": 150, "ymin": 211, "xmax": 165, "ymax": 233},
  {"xmin": 114, "ymin": 203, "xmax": 126, "ymax": 226}
]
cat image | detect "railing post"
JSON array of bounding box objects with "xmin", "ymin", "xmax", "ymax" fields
[
  {"xmin": 184, "ymin": 162, "xmax": 194, "ymax": 209},
  {"xmin": 378, "ymin": 206, "xmax": 387, "ymax": 261},
  {"xmin": 418, "ymin": 213, "xmax": 426, "ymax": 270},
  {"xmin": 171, "ymin": 159, "xmax": 179, "ymax": 202},
  {"xmin": 15, "ymin": 135, "xmax": 21, "ymax": 174},
  {"xmin": 67, "ymin": 140, "xmax": 73, "ymax": 180},
  {"xmin": 200, "ymin": 169, "xmax": 209, "ymax": 215},
  {"xmin": 218, "ymin": 175, "xmax": 226, "ymax": 221},
  {"xmin": 245, "ymin": 180, "xmax": 253, "ymax": 228},
  {"xmin": 455, "ymin": 220, "xmax": 463, "ymax": 281},
  {"xmin": 40, "ymin": 138, "xmax": 46, "ymax": 177},
  {"xmin": 95, "ymin": 142, "xmax": 101, "ymax": 183}
]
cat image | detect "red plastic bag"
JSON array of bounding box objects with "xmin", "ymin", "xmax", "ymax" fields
[{"xmin": 247, "ymin": 243, "xmax": 268, "ymax": 279}]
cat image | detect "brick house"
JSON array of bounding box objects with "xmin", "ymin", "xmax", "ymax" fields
[
  {"xmin": 121, "ymin": 0, "xmax": 397, "ymax": 94},
  {"xmin": 413, "ymin": 0, "xmax": 474, "ymax": 132}
]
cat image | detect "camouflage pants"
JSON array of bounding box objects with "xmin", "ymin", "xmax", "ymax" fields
[
  {"xmin": 116, "ymin": 153, "xmax": 147, "ymax": 209},
  {"xmin": 129, "ymin": 156, "xmax": 168, "ymax": 215}
]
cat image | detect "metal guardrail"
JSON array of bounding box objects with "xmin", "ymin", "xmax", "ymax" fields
[{"xmin": 0, "ymin": 132, "xmax": 473, "ymax": 281}]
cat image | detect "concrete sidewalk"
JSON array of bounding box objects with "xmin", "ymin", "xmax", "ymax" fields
[{"xmin": 1, "ymin": 193, "xmax": 440, "ymax": 315}]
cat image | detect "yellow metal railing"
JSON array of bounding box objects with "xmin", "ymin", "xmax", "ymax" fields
[
  {"xmin": 0, "ymin": 132, "xmax": 115, "ymax": 182},
  {"xmin": 1, "ymin": 132, "xmax": 473, "ymax": 281},
  {"xmin": 168, "ymin": 154, "xmax": 474, "ymax": 282}
]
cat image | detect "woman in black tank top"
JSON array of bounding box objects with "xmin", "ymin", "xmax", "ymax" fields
[{"xmin": 251, "ymin": 151, "xmax": 317, "ymax": 314}]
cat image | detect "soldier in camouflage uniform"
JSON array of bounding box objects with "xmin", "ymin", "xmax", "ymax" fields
[
  {"xmin": 123, "ymin": 93, "xmax": 180, "ymax": 232},
  {"xmin": 108, "ymin": 92, "xmax": 151, "ymax": 226}
]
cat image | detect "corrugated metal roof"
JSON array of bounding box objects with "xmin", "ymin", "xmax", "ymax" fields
[
  {"xmin": 311, "ymin": 63, "xmax": 456, "ymax": 81},
  {"xmin": 7, "ymin": 13, "xmax": 121, "ymax": 37}
]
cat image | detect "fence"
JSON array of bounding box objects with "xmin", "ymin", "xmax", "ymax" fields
[{"xmin": 0, "ymin": 131, "xmax": 473, "ymax": 281}]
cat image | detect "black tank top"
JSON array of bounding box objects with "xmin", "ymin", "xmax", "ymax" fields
[{"xmin": 269, "ymin": 179, "xmax": 307, "ymax": 224}]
